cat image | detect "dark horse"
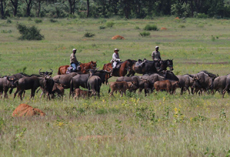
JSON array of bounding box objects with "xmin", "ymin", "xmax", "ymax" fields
[
  {"xmin": 58, "ymin": 61, "xmax": 97, "ymax": 75},
  {"xmin": 103, "ymin": 59, "xmax": 136, "ymax": 83},
  {"xmin": 130, "ymin": 59, "xmax": 174, "ymax": 75}
]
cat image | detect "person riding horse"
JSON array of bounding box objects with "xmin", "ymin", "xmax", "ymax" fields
[
  {"xmin": 70, "ymin": 48, "xmax": 80, "ymax": 72},
  {"xmin": 152, "ymin": 46, "xmax": 161, "ymax": 61},
  {"xmin": 110, "ymin": 48, "xmax": 121, "ymax": 76}
]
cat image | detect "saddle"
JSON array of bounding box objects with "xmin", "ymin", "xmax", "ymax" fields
[
  {"xmin": 134, "ymin": 59, "xmax": 146, "ymax": 68},
  {"xmin": 66, "ymin": 65, "xmax": 81, "ymax": 74},
  {"xmin": 114, "ymin": 62, "xmax": 122, "ymax": 69}
]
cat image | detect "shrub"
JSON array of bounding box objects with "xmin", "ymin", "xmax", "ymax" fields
[
  {"xmin": 84, "ymin": 32, "xmax": 95, "ymax": 37},
  {"xmin": 16, "ymin": 24, "xmax": 44, "ymax": 40},
  {"xmin": 1, "ymin": 30, "xmax": 12, "ymax": 33},
  {"xmin": 179, "ymin": 25, "xmax": 185, "ymax": 28},
  {"xmin": 196, "ymin": 13, "xmax": 208, "ymax": 18},
  {"xmin": 99, "ymin": 26, "xmax": 106, "ymax": 29},
  {"xmin": 50, "ymin": 19, "xmax": 57, "ymax": 23},
  {"xmin": 211, "ymin": 35, "xmax": 215, "ymax": 42},
  {"xmin": 144, "ymin": 24, "xmax": 158, "ymax": 31},
  {"xmin": 7, "ymin": 19, "xmax": 12, "ymax": 23},
  {"xmin": 34, "ymin": 19, "xmax": 42, "ymax": 23},
  {"xmin": 106, "ymin": 22, "xmax": 114, "ymax": 27},
  {"xmin": 139, "ymin": 31, "xmax": 150, "ymax": 37},
  {"xmin": 135, "ymin": 26, "xmax": 140, "ymax": 29}
]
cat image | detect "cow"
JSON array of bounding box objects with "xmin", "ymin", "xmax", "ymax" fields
[
  {"xmin": 108, "ymin": 81, "xmax": 133, "ymax": 97},
  {"xmin": 74, "ymin": 88, "xmax": 92, "ymax": 100},
  {"xmin": 192, "ymin": 71, "xmax": 216, "ymax": 95},
  {"xmin": 51, "ymin": 83, "xmax": 65, "ymax": 98},
  {"xmin": 53, "ymin": 72, "xmax": 79, "ymax": 90},
  {"xmin": 13, "ymin": 76, "xmax": 51, "ymax": 100},
  {"xmin": 0, "ymin": 76, "xmax": 15, "ymax": 98},
  {"xmin": 211, "ymin": 76, "xmax": 227, "ymax": 98},
  {"xmin": 177, "ymin": 74, "xmax": 194, "ymax": 95},
  {"xmin": 154, "ymin": 80, "xmax": 180, "ymax": 94},
  {"xmin": 69, "ymin": 74, "xmax": 90, "ymax": 97},
  {"xmin": 87, "ymin": 75, "xmax": 102, "ymax": 97}
]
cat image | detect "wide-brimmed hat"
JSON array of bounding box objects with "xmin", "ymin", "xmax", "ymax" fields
[
  {"xmin": 155, "ymin": 46, "xmax": 159, "ymax": 49},
  {"xmin": 114, "ymin": 48, "xmax": 119, "ymax": 51},
  {"xmin": 73, "ymin": 48, "xmax": 76, "ymax": 51}
]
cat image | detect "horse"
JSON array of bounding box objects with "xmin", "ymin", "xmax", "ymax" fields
[
  {"xmin": 57, "ymin": 61, "xmax": 97, "ymax": 75},
  {"xmin": 130, "ymin": 59, "xmax": 174, "ymax": 75},
  {"xmin": 103, "ymin": 59, "xmax": 136, "ymax": 83},
  {"xmin": 158, "ymin": 59, "xmax": 174, "ymax": 71}
]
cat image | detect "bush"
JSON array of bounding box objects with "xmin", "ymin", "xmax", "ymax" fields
[
  {"xmin": 179, "ymin": 25, "xmax": 185, "ymax": 28},
  {"xmin": 196, "ymin": 13, "xmax": 208, "ymax": 18},
  {"xmin": 84, "ymin": 32, "xmax": 95, "ymax": 38},
  {"xmin": 144, "ymin": 24, "xmax": 158, "ymax": 31},
  {"xmin": 7, "ymin": 19, "xmax": 12, "ymax": 23},
  {"xmin": 139, "ymin": 31, "xmax": 150, "ymax": 37},
  {"xmin": 16, "ymin": 24, "xmax": 44, "ymax": 40},
  {"xmin": 1, "ymin": 30, "xmax": 12, "ymax": 33},
  {"xmin": 50, "ymin": 19, "xmax": 57, "ymax": 23},
  {"xmin": 106, "ymin": 22, "xmax": 114, "ymax": 28},
  {"xmin": 99, "ymin": 26, "xmax": 106, "ymax": 29},
  {"xmin": 135, "ymin": 26, "xmax": 140, "ymax": 29},
  {"xmin": 34, "ymin": 19, "xmax": 42, "ymax": 23}
]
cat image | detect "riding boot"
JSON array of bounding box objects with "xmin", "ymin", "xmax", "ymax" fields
[{"xmin": 110, "ymin": 69, "xmax": 114, "ymax": 77}]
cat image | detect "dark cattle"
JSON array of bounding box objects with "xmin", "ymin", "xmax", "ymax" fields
[
  {"xmin": 69, "ymin": 74, "xmax": 90, "ymax": 97},
  {"xmin": 0, "ymin": 76, "xmax": 15, "ymax": 98},
  {"xmin": 38, "ymin": 76, "xmax": 55, "ymax": 99},
  {"xmin": 177, "ymin": 74, "xmax": 194, "ymax": 95},
  {"xmin": 74, "ymin": 88, "xmax": 92, "ymax": 100},
  {"xmin": 108, "ymin": 81, "xmax": 131, "ymax": 97},
  {"xmin": 154, "ymin": 80, "xmax": 180, "ymax": 94},
  {"xmin": 223, "ymin": 74, "xmax": 230, "ymax": 95},
  {"xmin": 14, "ymin": 76, "xmax": 50, "ymax": 100},
  {"xmin": 192, "ymin": 71, "xmax": 216, "ymax": 95},
  {"xmin": 53, "ymin": 72, "xmax": 79, "ymax": 89},
  {"xmin": 140, "ymin": 73, "xmax": 165, "ymax": 91},
  {"xmin": 116, "ymin": 76, "xmax": 150, "ymax": 95},
  {"xmin": 51, "ymin": 83, "xmax": 65, "ymax": 98},
  {"xmin": 212, "ymin": 76, "xmax": 227, "ymax": 98},
  {"xmin": 87, "ymin": 75, "xmax": 102, "ymax": 97},
  {"xmin": 89, "ymin": 69, "xmax": 109, "ymax": 84}
]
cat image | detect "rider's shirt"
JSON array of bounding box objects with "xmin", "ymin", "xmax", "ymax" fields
[
  {"xmin": 70, "ymin": 53, "xmax": 78, "ymax": 64},
  {"xmin": 111, "ymin": 53, "xmax": 120, "ymax": 62},
  {"xmin": 152, "ymin": 51, "xmax": 161, "ymax": 61}
]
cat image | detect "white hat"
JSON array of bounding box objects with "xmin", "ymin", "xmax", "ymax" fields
[
  {"xmin": 73, "ymin": 48, "xmax": 76, "ymax": 51},
  {"xmin": 114, "ymin": 48, "xmax": 119, "ymax": 51},
  {"xmin": 155, "ymin": 46, "xmax": 159, "ymax": 48}
]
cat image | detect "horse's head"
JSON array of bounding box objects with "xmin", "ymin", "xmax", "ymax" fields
[
  {"xmin": 90, "ymin": 61, "xmax": 97, "ymax": 69},
  {"xmin": 167, "ymin": 59, "xmax": 174, "ymax": 71}
]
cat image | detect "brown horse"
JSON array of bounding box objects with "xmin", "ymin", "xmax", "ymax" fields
[
  {"xmin": 103, "ymin": 59, "xmax": 136, "ymax": 83},
  {"xmin": 57, "ymin": 61, "xmax": 97, "ymax": 75}
]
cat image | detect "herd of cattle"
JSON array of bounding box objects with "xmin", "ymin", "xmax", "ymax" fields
[{"xmin": 0, "ymin": 67, "xmax": 230, "ymax": 100}]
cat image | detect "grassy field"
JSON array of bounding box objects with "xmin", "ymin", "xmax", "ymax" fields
[{"xmin": 1, "ymin": 17, "xmax": 230, "ymax": 156}]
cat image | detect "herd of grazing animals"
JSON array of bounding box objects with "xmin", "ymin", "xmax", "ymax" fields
[{"xmin": 1, "ymin": 60, "xmax": 230, "ymax": 100}]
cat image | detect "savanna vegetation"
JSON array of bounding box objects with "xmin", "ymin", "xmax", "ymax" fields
[{"xmin": 1, "ymin": 17, "xmax": 230, "ymax": 156}]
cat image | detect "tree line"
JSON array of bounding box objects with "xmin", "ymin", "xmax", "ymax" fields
[{"xmin": 1, "ymin": 0, "xmax": 230, "ymax": 19}]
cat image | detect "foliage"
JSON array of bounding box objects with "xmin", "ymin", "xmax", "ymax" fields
[
  {"xmin": 106, "ymin": 22, "xmax": 114, "ymax": 28},
  {"xmin": 84, "ymin": 32, "xmax": 95, "ymax": 37},
  {"xmin": 196, "ymin": 13, "xmax": 208, "ymax": 18},
  {"xmin": 99, "ymin": 26, "xmax": 106, "ymax": 29},
  {"xmin": 34, "ymin": 19, "xmax": 43, "ymax": 23},
  {"xmin": 139, "ymin": 31, "xmax": 150, "ymax": 37},
  {"xmin": 144, "ymin": 24, "xmax": 158, "ymax": 31},
  {"xmin": 16, "ymin": 24, "xmax": 44, "ymax": 40},
  {"xmin": 7, "ymin": 19, "xmax": 12, "ymax": 23},
  {"xmin": 179, "ymin": 25, "xmax": 185, "ymax": 28}
]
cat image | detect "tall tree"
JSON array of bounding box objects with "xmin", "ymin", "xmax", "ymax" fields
[
  {"xmin": 68, "ymin": 0, "xmax": 75, "ymax": 14},
  {"xmin": 0, "ymin": 0, "xmax": 6, "ymax": 19},
  {"xmin": 25, "ymin": 0, "xmax": 33, "ymax": 17},
  {"xmin": 86, "ymin": 0, "xmax": 89, "ymax": 17},
  {"xmin": 10, "ymin": 0, "xmax": 19, "ymax": 16}
]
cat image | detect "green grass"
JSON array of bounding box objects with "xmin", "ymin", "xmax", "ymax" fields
[{"xmin": 1, "ymin": 17, "xmax": 230, "ymax": 156}]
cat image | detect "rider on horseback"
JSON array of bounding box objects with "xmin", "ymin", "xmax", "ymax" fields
[
  {"xmin": 110, "ymin": 48, "xmax": 121, "ymax": 76},
  {"xmin": 70, "ymin": 48, "xmax": 79, "ymax": 72},
  {"xmin": 152, "ymin": 46, "xmax": 161, "ymax": 61}
]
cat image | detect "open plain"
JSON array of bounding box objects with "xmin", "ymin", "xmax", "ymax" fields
[{"xmin": 1, "ymin": 17, "xmax": 230, "ymax": 156}]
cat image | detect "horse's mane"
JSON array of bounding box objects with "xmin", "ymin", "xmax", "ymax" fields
[{"xmin": 199, "ymin": 70, "xmax": 217, "ymax": 78}]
